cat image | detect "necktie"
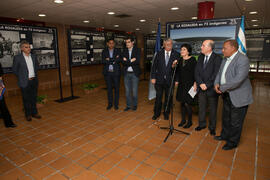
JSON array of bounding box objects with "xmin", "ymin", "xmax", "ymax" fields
[
  {"xmin": 203, "ymin": 55, "xmax": 208, "ymax": 69},
  {"xmin": 165, "ymin": 52, "xmax": 169, "ymax": 66}
]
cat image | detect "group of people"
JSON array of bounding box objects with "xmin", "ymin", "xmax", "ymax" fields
[{"xmin": 150, "ymin": 38, "xmax": 253, "ymax": 150}]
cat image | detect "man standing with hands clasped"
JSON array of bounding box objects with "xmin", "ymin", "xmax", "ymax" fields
[
  {"xmin": 151, "ymin": 38, "xmax": 179, "ymax": 120},
  {"xmin": 214, "ymin": 40, "xmax": 253, "ymax": 150}
]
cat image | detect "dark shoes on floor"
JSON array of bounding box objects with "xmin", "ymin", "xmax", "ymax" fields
[
  {"xmin": 164, "ymin": 114, "xmax": 169, "ymax": 120},
  {"xmin": 6, "ymin": 124, "xmax": 17, "ymax": 128},
  {"xmin": 178, "ymin": 121, "xmax": 186, "ymax": 127},
  {"xmin": 124, "ymin": 107, "xmax": 130, "ymax": 111},
  {"xmin": 26, "ymin": 116, "xmax": 32, "ymax": 121},
  {"xmin": 32, "ymin": 114, "xmax": 42, "ymax": 119},
  {"xmin": 152, "ymin": 115, "xmax": 159, "ymax": 120},
  {"xmin": 107, "ymin": 105, "xmax": 112, "ymax": 110},
  {"xmin": 114, "ymin": 106, "xmax": 119, "ymax": 110},
  {"xmin": 222, "ymin": 143, "xmax": 237, "ymax": 150},
  {"xmin": 132, "ymin": 106, "xmax": 137, "ymax": 111},
  {"xmin": 195, "ymin": 126, "xmax": 206, "ymax": 131},
  {"xmin": 210, "ymin": 129, "xmax": 216, "ymax": 136},
  {"xmin": 214, "ymin": 135, "xmax": 226, "ymax": 141},
  {"xmin": 183, "ymin": 122, "xmax": 192, "ymax": 129}
]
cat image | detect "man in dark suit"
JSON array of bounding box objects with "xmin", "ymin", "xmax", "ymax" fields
[
  {"xmin": 102, "ymin": 39, "xmax": 121, "ymax": 110},
  {"xmin": 122, "ymin": 37, "xmax": 141, "ymax": 111},
  {"xmin": 214, "ymin": 40, "xmax": 253, "ymax": 150},
  {"xmin": 12, "ymin": 40, "xmax": 41, "ymax": 121},
  {"xmin": 195, "ymin": 40, "xmax": 222, "ymax": 135},
  {"xmin": 151, "ymin": 38, "xmax": 180, "ymax": 120}
]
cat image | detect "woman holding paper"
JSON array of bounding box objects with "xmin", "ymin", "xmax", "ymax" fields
[
  {"xmin": 175, "ymin": 44, "xmax": 197, "ymax": 128},
  {"xmin": 0, "ymin": 63, "xmax": 16, "ymax": 128}
]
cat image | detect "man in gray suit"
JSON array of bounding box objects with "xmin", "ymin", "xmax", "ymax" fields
[
  {"xmin": 12, "ymin": 40, "xmax": 41, "ymax": 121},
  {"xmin": 214, "ymin": 40, "xmax": 253, "ymax": 150}
]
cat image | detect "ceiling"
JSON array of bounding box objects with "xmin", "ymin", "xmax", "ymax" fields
[{"xmin": 0, "ymin": 0, "xmax": 269, "ymax": 34}]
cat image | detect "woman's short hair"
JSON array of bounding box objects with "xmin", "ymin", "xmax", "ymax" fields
[{"xmin": 180, "ymin": 43, "xmax": 192, "ymax": 55}]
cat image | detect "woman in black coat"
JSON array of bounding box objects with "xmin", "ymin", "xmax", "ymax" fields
[
  {"xmin": 0, "ymin": 63, "xmax": 16, "ymax": 128},
  {"xmin": 175, "ymin": 44, "xmax": 197, "ymax": 128}
]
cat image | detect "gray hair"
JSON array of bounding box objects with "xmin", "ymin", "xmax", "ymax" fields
[
  {"xmin": 20, "ymin": 40, "xmax": 30, "ymax": 48},
  {"xmin": 164, "ymin": 38, "xmax": 173, "ymax": 43}
]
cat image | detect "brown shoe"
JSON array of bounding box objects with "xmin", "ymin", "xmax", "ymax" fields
[
  {"xmin": 26, "ymin": 116, "xmax": 32, "ymax": 121},
  {"xmin": 32, "ymin": 114, "xmax": 41, "ymax": 119}
]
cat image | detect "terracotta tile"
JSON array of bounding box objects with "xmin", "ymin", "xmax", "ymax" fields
[
  {"xmin": 153, "ymin": 147, "xmax": 173, "ymax": 158},
  {"xmin": 73, "ymin": 169, "xmax": 100, "ymax": 180},
  {"xmin": 92, "ymin": 147, "xmax": 111, "ymax": 158},
  {"xmin": 66, "ymin": 148, "xmax": 86, "ymax": 161},
  {"xmin": 170, "ymin": 151, "xmax": 191, "ymax": 165},
  {"xmin": 133, "ymin": 163, "xmax": 157, "ymax": 179},
  {"xmin": 126, "ymin": 174, "xmax": 144, "ymax": 180},
  {"xmin": 77, "ymin": 153, "xmax": 99, "ymax": 167},
  {"xmin": 46, "ymin": 173, "xmax": 67, "ymax": 180},
  {"xmin": 195, "ymin": 149, "xmax": 214, "ymax": 160},
  {"xmin": 152, "ymin": 170, "xmax": 177, "ymax": 180},
  {"xmin": 116, "ymin": 145, "xmax": 136, "ymax": 157},
  {"xmin": 144, "ymin": 155, "xmax": 167, "ymax": 168},
  {"xmin": 230, "ymin": 169, "xmax": 254, "ymax": 180},
  {"xmin": 181, "ymin": 166, "xmax": 205, "ymax": 180},
  {"xmin": 0, "ymin": 168, "xmax": 25, "ymax": 180},
  {"xmin": 233, "ymin": 158, "xmax": 255, "ymax": 172},
  {"xmin": 61, "ymin": 163, "xmax": 85, "ymax": 178},
  {"xmin": 20, "ymin": 159, "xmax": 45, "ymax": 174},
  {"xmin": 105, "ymin": 166, "xmax": 129, "ymax": 180},
  {"xmin": 30, "ymin": 166, "xmax": 55, "ymax": 180},
  {"xmin": 118, "ymin": 158, "xmax": 140, "ymax": 172},
  {"xmin": 257, "ymin": 165, "xmax": 270, "ymax": 179},
  {"xmin": 139, "ymin": 143, "xmax": 158, "ymax": 153},
  {"xmin": 205, "ymin": 172, "xmax": 226, "ymax": 180},
  {"xmin": 176, "ymin": 144, "xmax": 196, "ymax": 155},
  {"xmin": 161, "ymin": 160, "xmax": 184, "ymax": 175},
  {"xmin": 187, "ymin": 157, "xmax": 210, "ymax": 171},
  {"xmin": 213, "ymin": 154, "xmax": 233, "ymax": 167},
  {"xmin": 19, "ymin": 175, "xmax": 33, "ymax": 180},
  {"xmin": 39, "ymin": 151, "xmax": 61, "ymax": 164},
  {"xmin": 0, "ymin": 160, "xmax": 16, "ymax": 174},
  {"xmin": 90, "ymin": 160, "xmax": 114, "ymax": 175},
  {"xmin": 103, "ymin": 152, "xmax": 124, "ymax": 164},
  {"xmin": 31, "ymin": 146, "xmax": 51, "ymax": 157},
  {"xmin": 55, "ymin": 144, "xmax": 74, "ymax": 155},
  {"xmin": 49, "ymin": 157, "xmax": 72, "ymax": 170},
  {"xmin": 208, "ymin": 162, "xmax": 231, "ymax": 178},
  {"xmin": 103, "ymin": 140, "xmax": 122, "ymax": 150},
  {"xmin": 80, "ymin": 142, "xmax": 97, "ymax": 152},
  {"xmin": 130, "ymin": 149, "xmax": 150, "ymax": 161}
]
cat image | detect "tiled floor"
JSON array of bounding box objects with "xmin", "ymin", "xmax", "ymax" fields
[{"xmin": 0, "ymin": 79, "xmax": 269, "ymax": 180}]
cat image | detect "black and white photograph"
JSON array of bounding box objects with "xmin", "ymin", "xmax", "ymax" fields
[
  {"xmin": 114, "ymin": 37, "xmax": 125, "ymax": 48},
  {"xmin": 93, "ymin": 49, "xmax": 103, "ymax": 62},
  {"xmin": 93, "ymin": 36, "xmax": 105, "ymax": 49},
  {"xmin": 0, "ymin": 30, "xmax": 20, "ymax": 68},
  {"xmin": 72, "ymin": 49, "xmax": 87, "ymax": 62},
  {"xmin": 146, "ymin": 39, "xmax": 156, "ymax": 49},
  {"xmin": 32, "ymin": 33, "xmax": 54, "ymax": 49},
  {"xmin": 34, "ymin": 50, "xmax": 56, "ymax": 65},
  {"xmin": 71, "ymin": 35, "xmax": 87, "ymax": 49}
]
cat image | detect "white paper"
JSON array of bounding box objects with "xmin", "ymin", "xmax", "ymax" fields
[
  {"xmin": 188, "ymin": 86, "xmax": 197, "ymax": 98},
  {"xmin": 20, "ymin": 34, "xmax": 26, "ymax": 39},
  {"xmin": 30, "ymin": 44, "xmax": 33, "ymax": 49},
  {"xmin": 86, "ymin": 37, "xmax": 90, "ymax": 41},
  {"xmin": 87, "ymin": 50, "xmax": 90, "ymax": 54},
  {"xmin": 90, "ymin": 45, "xmax": 93, "ymax": 49}
]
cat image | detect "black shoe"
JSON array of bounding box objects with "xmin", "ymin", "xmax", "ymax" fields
[
  {"xmin": 132, "ymin": 106, "xmax": 137, "ymax": 111},
  {"xmin": 210, "ymin": 130, "xmax": 216, "ymax": 136},
  {"xmin": 214, "ymin": 135, "xmax": 226, "ymax": 141},
  {"xmin": 178, "ymin": 120, "xmax": 186, "ymax": 127},
  {"xmin": 32, "ymin": 114, "xmax": 41, "ymax": 119},
  {"xmin": 183, "ymin": 122, "xmax": 192, "ymax": 129},
  {"xmin": 6, "ymin": 124, "xmax": 17, "ymax": 128},
  {"xmin": 195, "ymin": 126, "xmax": 206, "ymax": 131},
  {"xmin": 107, "ymin": 105, "xmax": 112, "ymax": 110},
  {"xmin": 222, "ymin": 143, "xmax": 237, "ymax": 150},
  {"xmin": 152, "ymin": 115, "xmax": 159, "ymax": 120},
  {"xmin": 26, "ymin": 116, "xmax": 32, "ymax": 121},
  {"xmin": 124, "ymin": 107, "xmax": 130, "ymax": 111},
  {"xmin": 114, "ymin": 106, "xmax": 119, "ymax": 110},
  {"xmin": 164, "ymin": 114, "xmax": 169, "ymax": 120}
]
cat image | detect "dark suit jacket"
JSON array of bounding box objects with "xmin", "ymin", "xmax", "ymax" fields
[
  {"xmin": 195, "ymin": 52, "xmax": 222, "ymax": 96},
  {"xmin": 151, "ymin": 49, "xmax": 180, "ymax": 85},
  {"xmin": 122, "ymin": 47, "xmax": 141, "ymax": 77},
  {"xmin": 102, "ymin": 48, "xmax": 121, "ymax": 76},
  {"xmin": 12, "ymin": 53, "xmax": 39, "ymax": 88}
]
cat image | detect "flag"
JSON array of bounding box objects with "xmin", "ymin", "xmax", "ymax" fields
[
  {"xmin": 237, "ymin": 16, "xmax": 247, "ymax": 54},
  {"xmin": 148, "ymin": 22, "xmax": 161, "ymax": 100}
]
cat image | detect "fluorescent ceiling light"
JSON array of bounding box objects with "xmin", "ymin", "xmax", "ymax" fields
[
  {"xmin": 54, "ymin": 0, "xmax": 64, "ymax": 4},
  {"xmin": 83, "ymin": 20, "xmax": 89, "ymax": 23},
  {"xmin": 107, "ymin": 12, "xmax": 115, "ymax": 15},
  {"xmin": 114, "ymin": 24, "xmax": 119, "ymax": 27},
  {"xmin": 136, "ymin": 28, "xmax": 140, "ymax": 31},
  {"xmin": 38, "ymin": 14, "xmax": 46, "ymax": 17},
  {"xmin": 249, "ymin": 11, "xmax": 258, "ymax": 14},
  {"xmin": 171, "ymin": 7, "xmax": 179, "ymax": 10},
  {"xmin": 140, "ymin": 19, "xmax": 146, "ymax": 22},
  {"xmin": 251, "ymin": 19, "xmax": 258, "ymax": 22},
  {"xmin": 253, "ymin": 24, "xmax": 259, "ymax": 27},
  {"xmin": 191, "ymin": 16, "xmax": 197, "ymax": 20}
]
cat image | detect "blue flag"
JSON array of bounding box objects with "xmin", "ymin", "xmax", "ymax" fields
[
  {"xmin": 237, "ymin": 16, "xmax": 247, "ymax": 54},
  {"xmin": 148, "ymin": 22, "xmax": 161, "ymax": 100}
]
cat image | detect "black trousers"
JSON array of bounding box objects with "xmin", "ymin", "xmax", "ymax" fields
[
  {"xmin": 154, "ymin": 83, "xmax": 172, "ymax": 117},
  {"xmin": 0, "ymin": 96, "xmax": 14, "ymax": 127},
  {"xmin": 181, "ymin": 102, "xmax": 192, "ymax": 123},
  {"xmin": 198, "ymin": 91, "xmax": 218, "ymax": 130},
  {"xmin": 104, "ymin": 74, "xmax": 120, "ymax": 107},
  {"xmin": 21, "ymin": 79, "xmax": 38, "ymax": 117},
  {"xmin": 220, "ymin": 93, "xmax": 248, "ymax": 146}
]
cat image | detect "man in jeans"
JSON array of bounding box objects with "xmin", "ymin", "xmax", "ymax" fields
[{"xmin": 122, "ymin": 37, "xmax": 141, "ymax": 111}]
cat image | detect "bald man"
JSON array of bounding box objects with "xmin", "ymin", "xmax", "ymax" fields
[{"xmin": 195, "ymin": 40, "xmax": 222, "ymax": 135}]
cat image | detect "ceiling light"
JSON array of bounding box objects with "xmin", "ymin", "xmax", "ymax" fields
[
  {"xmin": 107, "ymin": 12, "xmax": 115, "ymax": 15},
  {"xmin": 171, "ymin": 7, "xmax": 179, "ymax": 10},
  {"xmin": 251, "ymin": 19, "xmax": 258, "ymax": 22},
  {"xmin": 136, "ymin": 28, "xmax": 140, "ymax": 31},
  {"xmin": 83, "ymin": 20, "xmax": 89, "ymax": 23},
  {"xmin": 152, "ymin": 30, "xmax": 156, "ymax": 33},
  {"xmin": 253, "ymin": 24, "xmax": 259, "ymax": 27},
  {"xmin": 38, "ymin": 14, "xmax": 46, "ymax": 17},
  {"xmin": 140, "ymin": 19, "xmax": 146, "ymax": 22},
  {"xmin": 249, "ymin": 11, "xmax": 258, "ymax": 14},
  {"xmin": 114, "ymin": 24, "xmax": 119, "ymax": 27},
  {"xmin": 245, "ymin": 0, "xmax": 253, "ymax": 2},
  {"xmin": 191, "ymin": 16, "xmax": 197, "ymax": 20},
  {"xmin": 54, "ymin": 0, "xmax": 64, "ymax": 4}
]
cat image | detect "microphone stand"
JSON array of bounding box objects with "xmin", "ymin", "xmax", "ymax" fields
[{"xmin": 160, "ymin": 61, "xmax": 190, "ymax": 142}]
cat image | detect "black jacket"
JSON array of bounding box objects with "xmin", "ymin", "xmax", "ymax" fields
[
  {"xmin": 122, "ymin": 47, "xmax": 141, "ymax": 77},
  {"xmin": 151, "ymin": 49, "xmax": 180, "ymax": 85},
  {"xmin": 102, "ymin": 48, "xmax": 121, "ymax": 76},
  {"xmin": 195, "ymin": 52, "xmax": 222, "ymax": 96}
]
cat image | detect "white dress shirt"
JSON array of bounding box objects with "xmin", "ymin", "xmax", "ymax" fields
[
  {"xmin": 204, "ymin": 51, "xmax": 212, "ymax": 64},
  {"xmin": 23, "ymin": 52, "xmax": 35, "ymax": 78},
  {"xmin": 165, "ymin": 50, "xmax": 171, "ymax": 59},
  {"xmin": 127, "ymin": 47, "xmax": 134, "ymax": 72},
  {"xmin": 220, "ymin": 51, "xmax": 238, "ymax": 85}
]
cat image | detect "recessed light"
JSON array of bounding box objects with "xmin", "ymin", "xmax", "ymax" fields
[
  {"xmin": 251, "ymin": 19, "xmax": 258, "ymax": 22},
  {"xmin": 107, "ymin": 12, "xmax": 115, "ymax": 15},
  {"xmin": 54, "ymin": 0, "xmax": 64, "ymax": 4},
  {"xmin": 249, "ymin": 11, "xmax": 258, "ymax": 14},
  {"xmin": 140, "ymin": 19, "xmax": 146, "ymax": 22},
  {"xmin": 136, "ymin": 28, "xmax": 140, "ymax": 31},
  {"xmin": 191, "ymin": 16, "xmax": 197, "ymax": 20},
  {"xmin": 83, "ymin": 20, "xmax": 89, "ymax": 23},
  {"xmin": 171, "ymin": 7, "xmax": 179, "ymax": 10},
  {"xmin": 152, "ymin": 30, "xmax": 156, "ymax": 33},
  {"xmin": 38, "ymin": 14, "xmax": 46, "ymax": 17},
  {"xmin": 253, "ymin": 24, "xmax": 259, "ymax": 27},
  {"xmin": 114, "ymin": 24, "xmax": 119, "ymax": 27}
]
